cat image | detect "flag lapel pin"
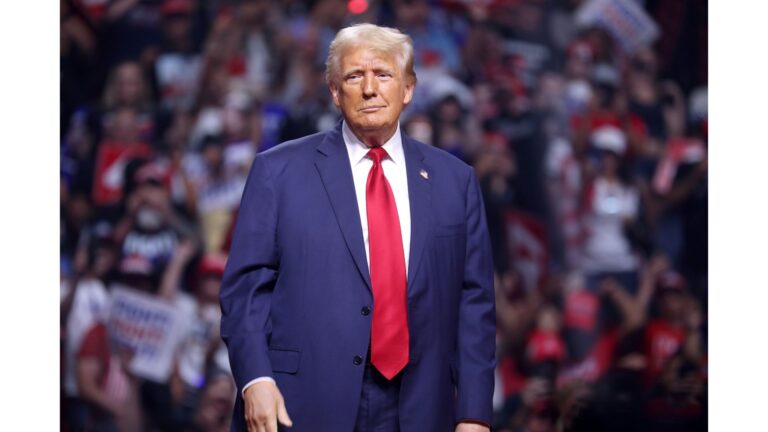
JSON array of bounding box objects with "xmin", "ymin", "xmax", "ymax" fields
[{"xmin": 420, "ymin": 169, "xmax": 429, "ymax": 180}]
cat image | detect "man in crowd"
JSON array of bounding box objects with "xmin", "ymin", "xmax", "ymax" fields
[{"xmin": 220, "ymin": 24, "xmax": 496, "ymax": 431}]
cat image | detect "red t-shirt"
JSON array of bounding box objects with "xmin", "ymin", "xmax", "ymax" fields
[
  {"xmin": 92, "ymin": 140, "xmax": 153, "ymax": 206},
  {"xmin": 526, "ymin": 330, "xmax": 566, "ymax": 364},
  {"xmin": 557, "ymin": 328, "xmax": 618, "ymax": 386},
  {"xmin": 564, "ymin": 289, "xmax": 599, "ymax": 332},
  {"xmin": 498, "ymin": 355, "xmax": 527, "ymax": 398},
  {"xmin": 78, "ymin": 323, "xmax": 133, "ymax": 423},
  {"xmin": 77, "ymin": 323, "xmax": 112, "ymax": 389},
  {"xmin": 644, "ymin": 319, "xmax": 686, "ymax": 384}
]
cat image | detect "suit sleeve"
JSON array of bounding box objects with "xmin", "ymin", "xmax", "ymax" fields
[
  {"xmin": 220, "ymin": 154, "xmax": 279, "ymax": 392},
  {"xmin": 455, "ymin": 168, "xmax": 497, "ymax": 424}
]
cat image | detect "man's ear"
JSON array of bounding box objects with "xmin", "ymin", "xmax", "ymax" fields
[
  {"xmin": 402, "ymin": 79, "xmax": 415, "ymax": 105},
  {"xmin": 329, "ymin": 83, "xmax": 341, "ymax": 108}
]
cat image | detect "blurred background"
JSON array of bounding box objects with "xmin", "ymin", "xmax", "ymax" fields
[{"xmin": 59, "ymin": 0, "xmax": 707, "ymax": 431}]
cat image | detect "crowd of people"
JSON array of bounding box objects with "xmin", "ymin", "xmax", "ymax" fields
[{"xmin": 60, "ymin": 0, "xmax": 707, "ymax": 431}]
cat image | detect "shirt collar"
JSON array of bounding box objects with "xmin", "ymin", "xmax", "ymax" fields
[{"xmin": 342, "ymin": 120, "xmax": 404, "ymax": 167}]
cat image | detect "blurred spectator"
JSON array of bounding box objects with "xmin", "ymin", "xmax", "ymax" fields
[
  {"xmin": 238, "ymin": 0, "xmax": 287, "ymax": 100},
  {"xmin": 174, "ymin": 253, "xmax": 229, "ymax": 389},
  {"xmin": 650, "ymin": 96, "xmax": 708, "ymax": 301},
  {"xmin": 579, "ymin": 126, "xmax": 641, "ymax": 293},
  {"xmin": 626, "ymin": 47, "xmax": 666, "ymax": 144},
  {"xmin": 75, "ymin": 318, "xmax": 142, "ymax": 432},
  {"xmin": 112, "ymin": 162, "xmax": 194, "ymax": 279},
  {"xmin": 403, "ymin": 113, "xmax": 433, "ymax": 146},
  {"xmin": 154, "ymin": 0, "xmax": 203, "ymax": 113},
  {"xmin": 101, "ymin": 0, "xmax": 165, "ymax": 69},
  {"xmin": 220, "ymin": 97, "xmax": 262, "ymax": 170},
  {"xmin": 193, "ymin": 371, "xmax": 236, "ymax": 432},
  {"xmin": 476, "ymin": 133, "xmax": 518, "ymax": 271},
  {"xmin": 525, "ymin": 305, "xmax": 566, "ymax": 387},
  {"xmin": 87, "ymin": 60, "xmax": 159, "ymax": 222},
  {"xmin": 61, "ymin": 224, "xmax": 144, "ymax": 432},
  {"xmin": 645, "ymin": 352, "xmax": 706, "ymax": 432},
  {"xmin": 160, "ymin": 110, "xmax": 199, "ymax": 218},
  {"xmin": 430, "ymin": 95, "xmax": 470, "ymax": 159},
  {"xmin": 97, "ymin": 61, "xmax": 157, "ymax": 142},
  {"xmin": 91, "ymin": 107, "xmax": 154, "ymax": 211},
  {"xmin": 185, "ymin": 135, "xmax": 246, "ymax": 253},
  {"xmin": 395, "ymin": 0, "xmax": 461, "ymax": 75},
  {"xmin": 61, "ymin": 0, "xmax": 99, "ymax": 138},
  {"xmin": 545, "ymin": 133, "xmax": 582, "ymax": 270},
  {"xmin": 61, "ymin": 124, "xmax": 99, "ymax": 260},
  {"xmin": 561, "ymin": 272, "xmax": 599, "ymax": 361},
  {"xmin": 643, "ymin": 270, "xmax": 698, "ymax": 385},
  {"xmin": 489, "ymin": 83, "xmax": 551, "ymax": 226},
  {"xmin": 61, "ymin": 223, "xmax": 117, "ymax": 431},
  {"xmin": 61, "ymin": 108, "xmax": 98, "ymax": 203},
  {"xmin": 141, "ymin": 238, "xmax": 232, "ymax": 430}
]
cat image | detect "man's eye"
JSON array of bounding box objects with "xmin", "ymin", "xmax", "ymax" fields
[
  {"xmin": 377, "ymin": 73, "xmax": 392, "ymax": 79},
  {"xmin": 346, "ymin": 74, "xmax": 362, "ymax": 81}
]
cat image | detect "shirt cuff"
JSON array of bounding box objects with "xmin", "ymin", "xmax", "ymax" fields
[
  {"xmin": 241, "ymin": 376, "xmax": 276, "ymax": 397},
  {"xmin": 456, "ymin": 419, "xmax": 491, "ymax": 430}
]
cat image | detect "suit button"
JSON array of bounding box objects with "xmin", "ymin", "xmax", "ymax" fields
[
  {"xmin": 361, "ymin": 306, "xmax": 371, "ymax": 316},
  {"xmin": 353, "ymin": 355, "xmax": 363, "ymax": 365}
]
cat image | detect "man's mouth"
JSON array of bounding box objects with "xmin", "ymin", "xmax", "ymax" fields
[{"xmin": 359, "ymin": 106, "xmax": 384, "ymax": 113}]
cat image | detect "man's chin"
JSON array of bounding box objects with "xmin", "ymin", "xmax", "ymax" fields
[{"xmin": 350, "ymin": 119, "xmax": 387, "ymax": 132}]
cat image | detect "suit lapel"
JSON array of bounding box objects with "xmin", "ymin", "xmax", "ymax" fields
[
  {"xmin": 402, "ymin": 135, "xmax": 432, "ymax": 292},
  {"xmin": 315, "ymin": 125, "xmax": 372, "ymax": 291},
  {"xmin": 314, "ymin": 125, "xmax": 432, "ymax": 293}
]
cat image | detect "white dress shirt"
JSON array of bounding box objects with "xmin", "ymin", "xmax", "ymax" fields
[
  {"xmin": 342, "ymin": 120, "xmax": 411, "ymax": 274},
  {"xmin": 242, "ymin": 121, "xmax": 412, "ymax": 395}
]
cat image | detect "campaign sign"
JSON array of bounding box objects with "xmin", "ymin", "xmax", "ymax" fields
[
  {"xmin": 108, "ymin": 285, "xmax": 185, "ymax": 383},
  {"xmin": 575, "ymin": 0, "xmax": 659, "ymax": 53}
]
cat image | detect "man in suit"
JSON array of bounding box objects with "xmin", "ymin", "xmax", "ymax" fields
[{"xmin": 220, "ymin": 23, "xmax": 496, "ymax": 432}]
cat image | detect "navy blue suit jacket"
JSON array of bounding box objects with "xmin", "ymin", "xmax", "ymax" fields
[{"xmin": 220, "ymin": 124, "xmax": 496, "ymax": 431}]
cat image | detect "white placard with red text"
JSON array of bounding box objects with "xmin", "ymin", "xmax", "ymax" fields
[{"xmin": 108, "ymin": 285, "xmax": 185, "ymax": 383}]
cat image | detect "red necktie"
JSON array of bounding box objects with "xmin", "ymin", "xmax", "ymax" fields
[{"xmin": 366, "ymin": 147, "xmax": 409, "ymax": 380}]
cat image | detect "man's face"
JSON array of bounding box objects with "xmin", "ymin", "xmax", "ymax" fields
[{"xmin": 330, "ymin": 45, "xmax": 414, "ymax": 143}]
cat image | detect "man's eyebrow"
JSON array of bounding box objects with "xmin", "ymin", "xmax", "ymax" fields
[
  {"xmin": 342, "ymin": 68, "xmax": 364, "ymax": 76},
  {"xmin": 342, "ymin": 64, "xmax": 395, "ymax": 76}
]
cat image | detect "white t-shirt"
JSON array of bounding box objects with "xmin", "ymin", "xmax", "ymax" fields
[{"xmin": 580, "ymin": 177, "xmax": 639, "ymax": 273}]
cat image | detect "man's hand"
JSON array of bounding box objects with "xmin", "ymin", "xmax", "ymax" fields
[
  {"xmin": 243, "ymin": 381, "xmax": 293, "ymax": 432},
  {"xmin": 455, "ymin": 422, "xmax": 490, "ymax": 432}
]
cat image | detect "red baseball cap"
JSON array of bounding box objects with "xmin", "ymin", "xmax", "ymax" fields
[
  {"xmin": 198, "ymin": 254, "xmax": 227, "ymax": 277},
  {"xmin": 162, "ymin": 0, "xmax": 193, "ymax": 16}
]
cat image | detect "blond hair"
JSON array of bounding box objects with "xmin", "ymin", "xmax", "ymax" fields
[{"xmin": 325, "ymin": 23, "xmax": 416, "ymax": 86}]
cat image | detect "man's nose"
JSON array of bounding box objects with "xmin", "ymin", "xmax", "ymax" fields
[{"xmin": 362, "ymin": 73, "xmax": 376, "ymax": 98}]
